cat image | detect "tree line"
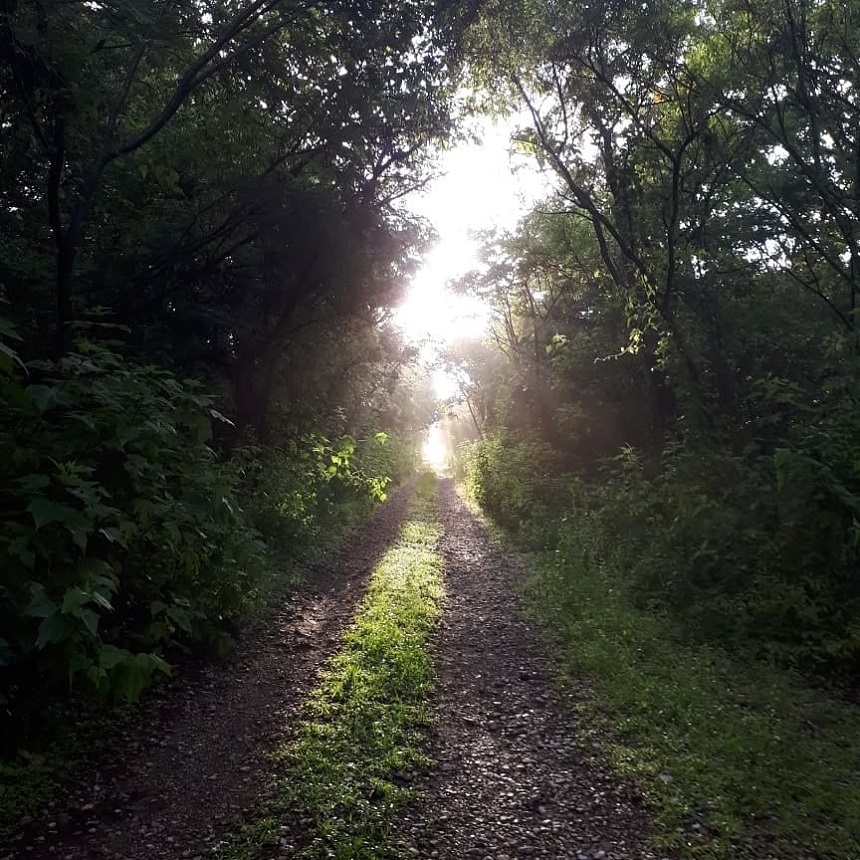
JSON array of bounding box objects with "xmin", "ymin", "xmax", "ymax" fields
[
  {"xmin": 0, "ymin": 0, "xmax": 471, "ymax": 737},
  {"xmin": 452, "ymin": 0, "xmax": 860, "ymax": 686}
]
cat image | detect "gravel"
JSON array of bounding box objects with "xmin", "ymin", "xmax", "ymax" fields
[
  {"xmin": 5, "ymin": 476, "xmax": 668, "ymax": 860},
  {"xmin": 399, "ymin": 479, "xmax": 663, "ymax": 860}
]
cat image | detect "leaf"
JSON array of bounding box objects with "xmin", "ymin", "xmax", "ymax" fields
[
  {"xmin": 111, "ymin": 652, "xmax": 168, "ymax": 702},
  {"xmin": 36, "ymin": 613, "xmax": 73, "ymax": 649},
  {"xmin": 27, "ymin": 496, "xmax": 96, "ymax": 551},
  {"xmin": 62, "ymin": 587, "xmax": 91, "ymax": 614},
  {"xmin": 99, "ymin": 644, "xmax": 132, "ymax": 669},
  {"xmin": 0, "ymin": 315, "xmax": 21, "ymax": 341},
  {"xmin": 166, "ymin": 605, "xmax": 193, "ymax": 634},
  {"xmin": 77, "ymin": 556, "xmax": 110, "ymax": 581},
  {"xmin": 27, "ymin": 384, "xmax": 60, "ymax": 413},
  {"xmin": 27, "ymin": 497, "xmax": 76, "ymax": 530},
  {"xmin": 24, "ymin": 585, "xmax": 56, "ymax": 619},
  {"xmin": 209, "ymin": 409, "xmax": 235, "ymax": 426},
  {"xmin": 94, "ymin": 572, "xmax": 119, "ymax": 594},
  {"xmin": 91, "ymin": 591, "xmax": 113, "ymax": 611},
  {"xmin": 18, "ymin": 474, "xmax": 50, "ymax": 493},
  {"xmin": 64, "ymin": 515, "xmax": 92, "ymax": 552},
  {"xmin": 86, "ymin": 664, "xmax": 110, "ymax": 696},
  {"xmin": 0, "ymin": 340, "xmax": 27, "ymax": 377},
  {"xmin": 68, "ymin": 651, "xmax": 92, "ymax": 679},
  {"xmin": 99, "ymin": 527, "xmax": 127, "ymax": 547},
  {"xmin": 79, "ymin": 608, "xmax": 100, "ymax": 638}
]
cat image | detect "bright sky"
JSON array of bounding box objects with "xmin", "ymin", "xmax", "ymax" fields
[{"xmin": 394, "ymin": 118, "xmax": 549, "ymax": 370}]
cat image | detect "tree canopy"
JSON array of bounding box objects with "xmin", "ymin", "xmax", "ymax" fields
[
  {"xmin": 452, "ymin": 0, "xmax": 860, "ymax": 683},
  {"xmin": 0, "ymin": 0, "xmax": 466, "ymax": 714}
]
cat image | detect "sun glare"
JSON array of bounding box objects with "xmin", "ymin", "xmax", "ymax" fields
[
  {"xmin": 422, "ymin": 423, "xmax": 449, "ymax": 468},
  {"xmin": 397, "ymin": 121, "xmax": 547, "ymax": 333},
  {"xmin": 395, "ymin": 116, "xmax": 549, "ymax": 397},
  {"xmin": 394, "ymin": 256, "xmax": 491, "ymax": 347}
]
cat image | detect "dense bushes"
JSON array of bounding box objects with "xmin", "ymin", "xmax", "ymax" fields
[
  {"xmin": 240, "ymin": 431, "xmax": 418, "ymax": 565},
  {"xmin": 0, "ymin": 338, "xmax": 266, "ymax": 708},
  {"xmin": 457, "ymin": 422, "xmax": 860, "ymax": 683},
  {"xmin": 0, "ymin": 331, "xmax": 417, "ymax": 717},
  {"xmin": 459, "ymin": 433, "xmax": 566, "ymax": 548}
]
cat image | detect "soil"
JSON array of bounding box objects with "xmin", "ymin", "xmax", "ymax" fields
[{"xmin": 3, "ymin": 476, "xmax": 658, "ymax": 860}]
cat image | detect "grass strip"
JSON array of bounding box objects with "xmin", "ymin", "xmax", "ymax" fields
[
  {"xmin": 223, "ymin": 470, "xmax": 443, "ymax": 860},
  {"xmin": 523, "ymin": 550, "xmax": 860, "ymax": 860}
]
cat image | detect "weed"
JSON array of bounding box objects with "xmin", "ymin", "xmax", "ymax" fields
[{"xmin": 523, "ymin": 549, "xmax": 860, "ymax": 859}]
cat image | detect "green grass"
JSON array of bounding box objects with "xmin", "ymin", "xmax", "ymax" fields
[
  {"xmin": 522, "ymin": 548, "xmax": 860, "ymax": 859},
  {"xmin": 221, "ymin": 470, "xmax": 443, "ymax": 860}
]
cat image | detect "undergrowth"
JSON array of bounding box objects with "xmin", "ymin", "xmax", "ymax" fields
[
  {"xmin": 525, "ymin": 554, "xmax": 860, "ymax": 859},
  {"xmin": 457, "ymin": 438, "xmax": 860, "ymax": 860},
  {"xmin": 0, "ymin": 462, "xmax": 410, "ymax": 841},
  {"xmin": 221, "ymin": 470, "xmax": 443, "ymax": 860}
]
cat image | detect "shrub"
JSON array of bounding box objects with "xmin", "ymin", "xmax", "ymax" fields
[
  {"xmin": 458, "ymin": 409, "xmax": 860, "ymax": 682},
  {"xmin": 0, "ymin": 337, "xmax": 265, "ymax": 708},
  {"xmin": 457, "ymin": 431, "xmax": 566, "ymax": 549}
]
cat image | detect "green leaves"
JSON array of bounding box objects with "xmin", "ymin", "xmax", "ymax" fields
[
  {"xmin": 24, "ymin": 586, "xmax": 56, "ymax": 620},
  {"xmin": 36, "ymin": 614, "xmax": 77, "ymax": 650},
  {"xmin": 0, "ymin": 312, "xmax": 27, "ymax": 378},
  {"xmin": 28, "ymin": 497, "xmax": 82, "ymax": 534},
  {"xmin": 0, "ymin": 343, "xmax": 266, "ymax": 703}
]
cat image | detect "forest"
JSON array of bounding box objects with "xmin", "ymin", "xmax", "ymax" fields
[
  {"xmin": 452, "ymin": 0, "xmax": 860, "ymax": 684},
  {"xmin": 0, "ymin": 0, "xmax": 455, "ymax": 710},
  {"xmin": 1, "ymin": 0, "xmax": 859, "ymax": 858}
]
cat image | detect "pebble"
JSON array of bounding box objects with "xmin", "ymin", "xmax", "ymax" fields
[
  {"xmin": 398, "ymin": 482, "xmax": 658, "ymax": 859},
  {"xmin": 8, "ymin": 487, "xmax": 420, "ymax": 860}
]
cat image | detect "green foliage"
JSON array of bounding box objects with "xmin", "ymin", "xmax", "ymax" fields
[
  {"xmin": 221, "ymin": 472, "xmax": 442, "ymax": 860},
  {"xmin": 0, "ymin": 0, "xmax": 444, "ymax": 835},
  {"xmin": 0, "ymin": 321, "xmax": 418, "ymax": 834},
  {"xmin": 0, "ymin": 340, "xmax": 265, "ymax": 706},
  {"xmin": 457, "ymin": 432, "xmax": 565, "ymax": 547},
  {"xmin": 238, "ymin": 432, "xmax": 418, "ymax": 567},
  {"xmin": 456, "ymin": 1, "xmax": 860, "ymax": 853},
  {"xmin": 458, "ymin": 412, "xmax": 860, "ymax": 680},
  {"xmin": 583, "ymin": 389, "xmax": 860, "ymax": 680},
  {"xmin": 460, "ymin": 438, "xmax": 860, "ymax": 857},
  {"xmin": 524, "ymin": 535, "xmax": 860, "ymax": 859}
]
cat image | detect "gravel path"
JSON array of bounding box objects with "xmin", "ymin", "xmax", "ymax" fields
[
  {"xmin": 401, "ymin": 479, "xmax": 659, "ymax": 860},
  {"xmin": 6, "ymin": 475, "xmax": 661, "ymax": 860},
  {"xmin": 4, "ymin": 483, "xmax": 415, "ymax": 860}
]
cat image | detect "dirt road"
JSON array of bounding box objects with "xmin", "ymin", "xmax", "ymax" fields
[{"xmin": 4, "ymin": 477, "xmax": 656, "ymax": 860}]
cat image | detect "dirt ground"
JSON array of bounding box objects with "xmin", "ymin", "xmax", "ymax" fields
[
  {"xmin": 4, "ymin": 483, "xmax": 415, "ymax": 860},
  {"xmin": 398, "ymin": 479, "xmax": 657, "ymax": 860}
]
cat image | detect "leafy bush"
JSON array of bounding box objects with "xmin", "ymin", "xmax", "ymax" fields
[
  {"xmin": 457, "ymin": 409, "xmax": 860, "ymax": 682},
  {"xmin": 457, "ymin": 431, "xmax": 565, "ymax": 548},
  {"xmin": 238, "ymin": 431, "xmax": 417, "ymax": 565},
  {"xmin": 0, "ymin": 337, "xmax": 266, "ymax": 707}
]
